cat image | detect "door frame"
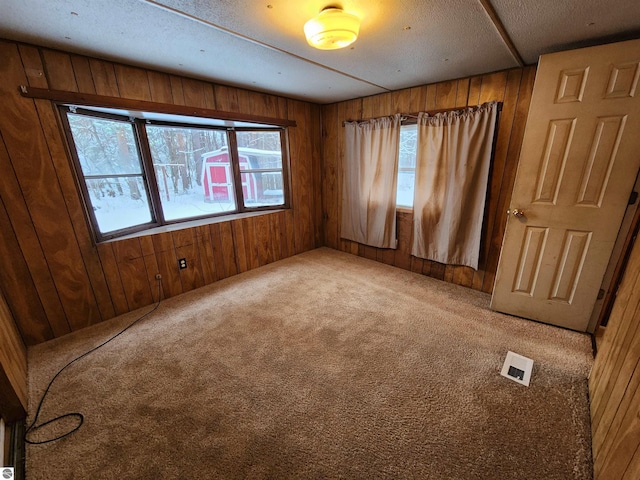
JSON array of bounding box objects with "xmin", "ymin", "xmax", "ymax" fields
[{"xmin": 588, "ymin": 169, "xmax": 640, "ymax": 332}]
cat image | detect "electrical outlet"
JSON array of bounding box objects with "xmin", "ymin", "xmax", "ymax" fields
[
  {"xmin": 178, "ymin": 258, "xmax": 187, "ymax": 269},
  {"xmin": 1, "ymin": 467, "xmax": 14, "ymax": 480}
]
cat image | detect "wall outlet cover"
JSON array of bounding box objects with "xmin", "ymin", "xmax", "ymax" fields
[
  {"xmin": 501, "ymin": 351, "xmax": 534, "ymax": 386},
  {"xmin": 1, "ymin": 467, "xmax": 15, "ymax": 479}
]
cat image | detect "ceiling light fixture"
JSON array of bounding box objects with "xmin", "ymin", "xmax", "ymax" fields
[{"xmin": 304, "ymin": 6, "xmax": 360, "ymax": 50}]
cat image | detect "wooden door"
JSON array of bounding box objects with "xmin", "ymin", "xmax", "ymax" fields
[{"xmin": 491, "ymin": 39, "xmax": 640, "ymax": 332}]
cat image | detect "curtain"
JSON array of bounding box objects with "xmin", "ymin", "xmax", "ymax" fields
[
  {"xmin": 411, "ymin": 102, "xmax": 498, "ymax": 269},
  {"xmin": 342, "ymin": 114, "xmax": 401, "ymax": 249}
]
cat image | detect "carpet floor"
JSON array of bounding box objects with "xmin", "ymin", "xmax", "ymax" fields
[{"xmin": 25, "ymin": 247, "xmax": 594, "ymax": 479}]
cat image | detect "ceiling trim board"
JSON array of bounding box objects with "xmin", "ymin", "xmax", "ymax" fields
[
  {"xmin": 478, "ymin": 0, "xmax": 525, "ymax": 67},
  {"xmin": 143, "ymin": 0, "xmax": 391, "ymax": 93}
]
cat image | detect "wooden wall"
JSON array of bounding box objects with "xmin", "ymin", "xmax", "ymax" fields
[
  {"xmin": 321, "ymin": 66, "xmax": 536, "ymax": 293},
  {"xmin": 0, "ymin": 39, "xmax": 322, "ymax": 347},
  {"xmin": 0, "ymin": 288, "xmax": 27, "ymax": 421},
  {"xmin": 590, "ymin": 234, "xmax": 640, "ymax": 479}
]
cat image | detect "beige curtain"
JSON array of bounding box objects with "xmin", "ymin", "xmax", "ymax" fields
[
  {"xmin": 342, "ymin": 114, "xmax": 401, "ymax": 249},
  {"xmin": 411, "ymin": 102, "xmax": 498, "ymax": 269}
]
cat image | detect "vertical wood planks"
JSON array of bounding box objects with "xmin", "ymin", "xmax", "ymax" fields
[
  {"xmin": 182, "ymin": 78, "xmax": 207, "ymax": 109},
  {"xmin": 591, "ymin": 270, "xmax": 640, "ymax": 438},
  {"xmin": 114, "ymin": 64, "xmax": 152, "ymax": 101},
  {"xmin": 111, "ymin": 238, "xmax": 154, "ymax": 310},
  {"xmin": 590, "ymin": 238, "xmax": 640, "ymax": 480},
  {"xmin": 219, "ymin": 222, "xmax": 238, "ymax": 277},
  {"xmin": 214, "ymin": 84, "xmax": 238, "ymax": 112},
  {"xmin": 40, "ymin": 49, "xmax": 78, "ymax": 91},
  {"xmin": 0, "ymin": 41, "xmax": 101, "ymax": 334},
  {"xmin": 70, "ymin": 55, "xmax": 96, "ymax": 94},
  {"xmin": 254, "ymin": 214, "xmax": 274, "ymax": 266},
  {"xmin": 320, "ymin": 67, "xmax": 535, "ymax": 295},
  {"xmin": 20, "ymin": 45, "xmax": 116, "ymax": 323},
  {"xmin": 0, "ymin": 288, "xmax": 27, "ymax": 420},
  {"xmin": 481, "ymin": 67, "xmax": 535, "ymax": 293},
  {"xmin": 152, "ymin": 233, "xmax": 182, "ymax": 298},
  {"xmin": 322, "ymin": 103, "xmax": 339, "ymax": 249},
  {"xmin": 310, "ymin": 103, "xmax": 323, "ymax": 248},
  {"xmin": 89, "ymin": 59, "xmax": 120, "ymax": 97},
  {"xmin": 269, "ymin": 212, "xmax": 284, "ymax": 262},
  {"xmin": 148, "ymin": 71, "xmax": 174, "ymax": 104},
  {"xmin": 0, "ymin": 195, "xmax": 52, "ymax": 344},
  {"xmin": 1, "ymin": 36, "xmax": 536, "ymax": 348},
  {"xmin": 96, "ymin": 243, "xmax": 129, "ymax": 316},
  {"xmin": 173, "ymin": 229, "xmax": 205, "ymax": 292},
  {"xmin": 394, "ymin": 212, "xmax": 412, "ymax": 270},
  {"xmin": 195, "ymin": 225, "xmax": 217, "ymax": 285},
  {"xmin": 208, "ymin": 224, "xmax": 227, "ymax": 281},
  {"xmin": 242, "ymin": 217, "xmax": 260, "ymax": 270},
  {"xmin": 231, "ymin": 219, "xmax": 249, "ymax": 274},
  {"xmin": 288, "ymin": 100, "xmax": 317, "ymax": 254},
  {"xmin": 0, "ymin": 39, "xmax": 321, "ymax": 345},
  {"xmin": 284, "ymin": 210, "xmax": 296, "ymax": 259}
]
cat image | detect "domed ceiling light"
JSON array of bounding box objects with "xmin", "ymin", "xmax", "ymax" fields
[{"xmin": 304, "ymin": 7, "xmax": 360, "ymax": 50}]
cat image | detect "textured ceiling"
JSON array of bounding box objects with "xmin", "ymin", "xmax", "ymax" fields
[{"xmin": 1, "ymin": 0, "xmax": 639, "ymax": 104}]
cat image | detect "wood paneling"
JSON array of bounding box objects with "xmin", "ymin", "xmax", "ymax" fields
[
  {"xmin": 1, "ymin": 42, "xmax": 100, "ymax": 337},
  {"xmin": 2, "ymin": 40, "xmax": 532, "ymax": 347},
  {"xmin": 0, "ymin": 39, "xmax": 321, "ymax": 345},
  {"xmin": 321, "ymin": 66, "xmax": 536, "ymax": 294},
  {"xmin": 0, "ymin": 288, "xmax": 27, "ymax": 421},
  {"xmin": 114, "ymin": 64, "xmax": 152, "ymax": 101},
  {"xmin": 182, "ymin": 78, "xmax": 207, "ymax": 109},
  {"xmin": 20, "ymin": 45, "xmax": 116, "ymax": 323},
  {"xmin": 148, "ymin": 71, "xmax": 173, "ymax": 104},
  {"xmin": 590, "ymin": 236, "xmax": 640, "ymax": 479},
  {"xmin": 89, "ymin": 59, "xmax": 119, "ymax": 97},
  {"xmin": 289, "ymin": 100, "xmax": 322, "ymax": 254}
]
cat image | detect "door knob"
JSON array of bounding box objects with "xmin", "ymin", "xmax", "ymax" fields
[{"xmin": 507, "ymin": 208, "xmax": 525, "ymax": 218}]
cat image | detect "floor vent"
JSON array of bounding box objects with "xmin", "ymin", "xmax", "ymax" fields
[{"xmin": 501, "ymin": 351, "xmax": 534, "ymax": 386}]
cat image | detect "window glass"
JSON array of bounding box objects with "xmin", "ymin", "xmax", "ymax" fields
[
  {"xmin": 236, "ymin": 131, "xmax": 285, "ymax": 207},
  {"xmin": 146, "ymin": 125, "xmax": 235, "ymax": 220},
  {"xmin": 66, "ymin": 113, "xmax": 152, "ymax": 233},
  {"xmin": 62, "ymin": 108, "xmax": 290, "ymax": 241},
  {"xmin": 397, "ymin": 124, "xmax": 417, "ymax": 208}
]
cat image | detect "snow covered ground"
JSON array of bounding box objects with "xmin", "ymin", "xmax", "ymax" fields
[{"xmin": 92, "ymin": 190, "xmax": 235, "ymax": 234}]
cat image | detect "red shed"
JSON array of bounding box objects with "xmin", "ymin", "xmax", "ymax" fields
[{"xmin": 201, "ymin": 147, "xmax": 257, "ymax": 203}]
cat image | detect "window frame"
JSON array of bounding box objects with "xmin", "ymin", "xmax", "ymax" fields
[
  {"xmin": 232, "ymin": 129, "xmax": 289, "ymax": 209},
  {"xmin": 59, "ymin": 105, "xmax": 292, "ymax": 242}
]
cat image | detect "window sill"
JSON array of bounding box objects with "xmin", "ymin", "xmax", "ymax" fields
[
  {"xmin": 396, "ymin": 207, "xmax": 413, "ymax": 214},
  {"xmin": 103, "ymin": 208, "xmax": 287, "ymax": 244}
]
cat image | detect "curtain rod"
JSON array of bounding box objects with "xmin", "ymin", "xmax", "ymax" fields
[
  {"xmin": 19, "ymin": 85, "xmax": 297, "ymax": 128},
  {"xmin": 342, "ymin": 101, "xmax": 502, "ymax": 126}
]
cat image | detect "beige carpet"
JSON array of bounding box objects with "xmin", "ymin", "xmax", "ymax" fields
[{"xmin": 25, "ymin": 247, "xmax": 594, "ymax": 479}]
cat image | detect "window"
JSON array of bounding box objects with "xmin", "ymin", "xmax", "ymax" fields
[
  {"xmin": 146, "ymin": 124, "xmax": 234, "ymax": 220},
  {"xmin": 60, "ymin": 107, "xmax": 290, "ymax": 241},
  {"xmin": 235, "ymin": 131, "xmax": 286, "ymax": 208},
  {"xmin": 396, "ymin": 124, "xmax": 417, "ymax": 208}
]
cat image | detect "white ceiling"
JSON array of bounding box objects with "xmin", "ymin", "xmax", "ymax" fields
[{"xmin": 1, "ymin": 0, "xmax": 639, "ymax": 104}]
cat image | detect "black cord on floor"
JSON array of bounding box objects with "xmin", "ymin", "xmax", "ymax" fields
[{"xmin": 25, "ymin": 278, "xmax": 163, "ymax": 445}]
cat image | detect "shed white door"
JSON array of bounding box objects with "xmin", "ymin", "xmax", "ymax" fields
[{"xmin": 490, "ymin": 39, "xmax": 640, "ymax": 332}]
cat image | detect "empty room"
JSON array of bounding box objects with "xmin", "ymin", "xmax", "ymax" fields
[{"xmin": 1, "ymin": 1, "xmax": 640, "ymax": 479}]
